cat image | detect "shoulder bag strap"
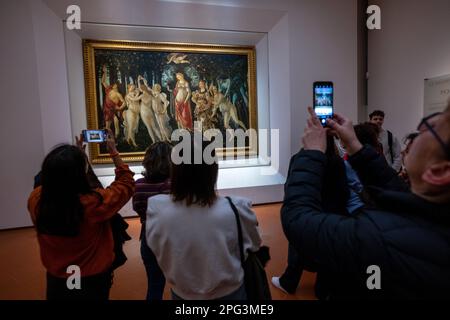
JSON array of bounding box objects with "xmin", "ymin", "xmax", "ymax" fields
[
  {"xmin": 226, "ymin": 196, "xmax": 245, "ymax": 265},
  {"xmin": 387, "ymin": 130, "xmax": 394, "ymax": 164}
]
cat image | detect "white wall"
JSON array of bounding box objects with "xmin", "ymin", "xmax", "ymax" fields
[
  {"xmin": 30, "ymin": 0, "xmax": 73, "ymax": 152},
  {"xmin": 0, "ymin": 0, "xmax": 359, "ymax": 228},
  {"xmin": 0, "ymin": 0, "xmax": 45, "ymax": 229},
  {"xmin": 286, "ymin": 0, "xmax": 359, "ymax": 154},
  {"xmin": 368, "ymin": 0, "xmax": 450, "ymax": 141}
]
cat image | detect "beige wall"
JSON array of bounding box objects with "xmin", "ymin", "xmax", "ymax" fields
[{"xmin": 368, "ymin": 0, "xmax": 450, "ymax": 141}]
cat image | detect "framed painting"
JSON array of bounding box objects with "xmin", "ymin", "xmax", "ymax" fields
[{"xmin": 82, "ymin": 39, "xmax": 257, "ymax": 164}]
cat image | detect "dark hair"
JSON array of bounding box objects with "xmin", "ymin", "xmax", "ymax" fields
[
  {"xmin": 403, "ymin": 131, "xmax": 420, "ymax": 145},
  {"xmin": 365, "ymin": 122, "xmax": 381, "ymax": 136},
  {"xmin": 354, "ymin": 123, "xmax": 380, "ymax": 147},
  {"xmin": 37, "ymin": 145, "xmax": 93, "ymax": 237},
  {"xmin": 142, "ymin": 141, "xmax": 173, "ymax": 183},
  {"xmin": 369, "ymin": 110, "xmax": 385, "ymax": 119},
  {"xmin": 171, "ymin": 136, "xmax": 218, "ymax": 207}
]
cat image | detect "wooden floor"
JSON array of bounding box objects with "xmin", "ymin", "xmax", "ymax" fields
[{"xmin": 0, "ymin": 203, "xmax": 316, "ymax": 300}]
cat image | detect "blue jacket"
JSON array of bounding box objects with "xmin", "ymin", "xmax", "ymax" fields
[{"xmin": 281, "ymin": 146, "xmax": 450, "ymax": 299}]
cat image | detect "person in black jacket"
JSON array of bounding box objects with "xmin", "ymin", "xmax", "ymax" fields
[{"xmin": 281, "ymin": 106, "xmax": 450, "ymax": 299}]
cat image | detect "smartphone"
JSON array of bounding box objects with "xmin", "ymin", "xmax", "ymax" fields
[
  {"xmin": 82, "ymin": 129, "xmax": 107, "ymax": 143},
  {"xmin": 313, "ymin": 81, "xmax": 334, "ymax": 126}
]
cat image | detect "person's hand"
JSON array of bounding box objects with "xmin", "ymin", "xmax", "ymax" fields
[
  {"xmin": 104, "ymin": 129, "xmax": 118, "ymax": 156},
  {"xmin": 302, "ymin": 107, "xmax": 328, "ymax": 153},
  {"xmin": 75, "ymin": 133, "xmax": 86, "ymax": 153},
  {"xmin": 326, "ymin": 113, "xmax": 363, "ymax": 155}
]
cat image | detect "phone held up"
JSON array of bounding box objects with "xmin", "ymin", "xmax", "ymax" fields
[
  {"xmin": 82, "ymin": 129, "xmax": 108, "ymax": 143},
  {"xmin": 313, "ymin": 81, "xmax": 334, "ymax": 126}
]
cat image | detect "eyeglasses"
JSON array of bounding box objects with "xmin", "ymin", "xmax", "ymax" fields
[{"xmin": 417, "ymin": 112, "xmax": 450, "ymax": 159}]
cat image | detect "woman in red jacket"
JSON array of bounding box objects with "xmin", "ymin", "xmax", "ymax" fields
[{"xmin": 28, "ymin": 130, "xmax": 135, "ymax": 300}]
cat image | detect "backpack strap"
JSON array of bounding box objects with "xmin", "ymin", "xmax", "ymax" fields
[
  {"xmin": 226, "ymin": 196, "xmax": 245, "ymax": 266},
  {"xmin": 387, "ymin": 130, "xmax": 394, "ymax": 164}
]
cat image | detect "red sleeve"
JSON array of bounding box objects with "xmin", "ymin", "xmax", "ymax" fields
[
  {"xmin": 82, "ymin": 164, "xmax": 135, "ymax": 223},
  {"xmin": 27, "ymin": 187, "xmax": 42, "ymax": 225}
]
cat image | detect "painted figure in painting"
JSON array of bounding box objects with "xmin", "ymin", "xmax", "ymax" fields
[
  {"xmin": 192, "ymin": 80, "xmax": 215, "ymax": 130},
  {"xmin": 150, "ymin": 84, "xmax": 172, "ymax": 141},
  {"xmin": 172, "ymin": 72, "xmax": 193, "ymax": 130},
  {"xmin": 123, "ymin": 84, "xmax": 142, "ymax": 147},
  {"xmin": 166, "ymin": 53, "xmax": 190, "ymax": 64},
  {"xmin": 102, "ymin": 65, "xmax": 126, "ymax": 138},
  {"xmin": 210, "ymin": 85, "xmax": 247, "ymax": 130},
  {"xmin": 138, "ymin": 75, "xmax": 162, "ymax": 143}
]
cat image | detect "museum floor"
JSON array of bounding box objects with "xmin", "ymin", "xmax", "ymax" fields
[{"xmin": 0, "ymin": 203, "xmax": 316, "ymax": 300}]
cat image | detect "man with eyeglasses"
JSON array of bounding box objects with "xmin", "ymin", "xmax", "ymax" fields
[
  {"xmin": 281, "ymin": 104, "xmax": 450, "ymax": 299},
  {"xmin": 398, "ymin": 131, "xmax": 420, "ymax": 186}
]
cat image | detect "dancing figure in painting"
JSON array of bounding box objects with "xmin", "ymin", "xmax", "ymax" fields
[
  {"xmin": 101, "ymin": 65, "xmax": 126, "ymax": 138},
  {"xmin": 123, "ymin": 84, "xmax": 142, "ymax": 147},
  {"xmin": 138, "ymin": 75, "xmax": 162, "ymax": 143},
  {"xmin": 210, "ymin": 85, "xmax": 247, "ymax": 130},
  {"xmin": 150, "ymin": 84, "xmax": 172, "ymax": 141}
]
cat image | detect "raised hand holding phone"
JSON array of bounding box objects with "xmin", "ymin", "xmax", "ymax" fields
[
  {"xmin": 104, "ymin": 129, "xmax": 118, "ymax": 155},
  {"xmin": 104, "ymin": 129, "xmax": 125, "ymax": 167},
  {"xmin": 302, "ymin": 107, "xmax": 329, "ymax": 153},
  {"xmin": 75, "ymin": 133, "xmax": 86, "ymax": 153},
  {"xmin": 326, "ymin": 114, "xmax": 363, "ymax": 156}
]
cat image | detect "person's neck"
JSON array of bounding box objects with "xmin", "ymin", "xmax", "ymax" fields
[{"xmin": 411, "ymin": 185, "xmax": 450, "ymax": 204}]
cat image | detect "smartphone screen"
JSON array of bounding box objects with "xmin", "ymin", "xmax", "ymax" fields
[
  {"xmin": 313, "ymin": 82, "xmax": 334, "ymax": 126},
  {"xmin": 82, "ymin": 130, "xmax": 106, "ymax": 143}
]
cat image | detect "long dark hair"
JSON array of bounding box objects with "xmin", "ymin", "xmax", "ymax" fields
[
  {"xmin": 37, "ymin": 145, "xmax": 94, "ymax": 237},
  {"xmin": 142, "ymin": 141, "xmax": 173, "ymax": 183},
  {"xmin": 171, "ymin": 136, "xmax": 218, "ymax": 207}
]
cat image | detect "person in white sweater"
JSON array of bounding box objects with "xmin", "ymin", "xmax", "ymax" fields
[
  {"xmin": 146, "ymin": 138, "xmax": 262, "ymax": 300},
  {"xmin": 369, "ymin": 110, "xmax": 402, "ymax": 172}
]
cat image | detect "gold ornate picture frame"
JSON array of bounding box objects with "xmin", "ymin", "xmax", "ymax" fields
[{"xmin": 83, "ymin": 39, "xmax": 257, "ymax": 164}]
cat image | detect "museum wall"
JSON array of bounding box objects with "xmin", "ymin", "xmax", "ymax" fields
[
  {"xmin": 368, "ymin": 0, "xmax": 450, "ymax": 142},
  {"xmin": 0, "ymin": 0, "xmax": 359, "ymax": 229},
  {"xmin": 0, "ymin": 1, "xmax": 46, "ymax": 229}
]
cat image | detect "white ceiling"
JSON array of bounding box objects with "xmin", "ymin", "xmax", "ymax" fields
[{"xmin": 43, "ymin": 0, "xmax": 287, "ymax": 33}]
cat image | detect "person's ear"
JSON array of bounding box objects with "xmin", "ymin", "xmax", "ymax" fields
[{"xmin": 422, "ymin": 161, "xmax": 450, "ymax": 186}]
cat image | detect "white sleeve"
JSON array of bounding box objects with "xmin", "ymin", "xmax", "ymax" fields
[
  {"xmin": 233, "ymin": 197, "xmax": 262, "ymax": 255},
  {"xmin": 145, "ymin": 197, "xmax": 161, "ymax": 254}
]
